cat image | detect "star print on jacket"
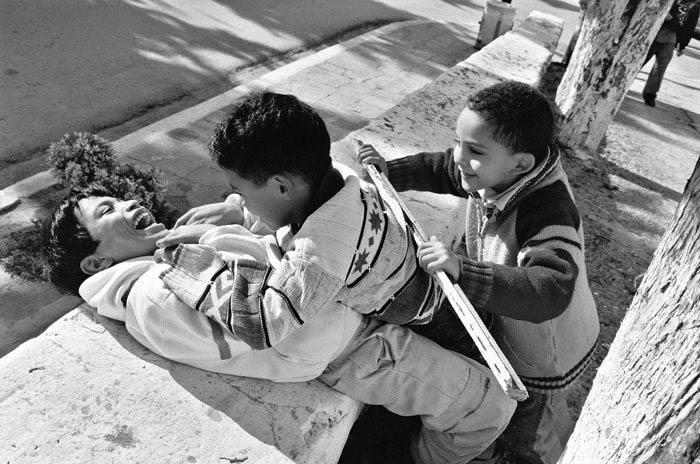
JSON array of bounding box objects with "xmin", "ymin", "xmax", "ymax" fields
[{"xmin": 345, "ymin": 186, "xmax": 387, "ymax": 286}]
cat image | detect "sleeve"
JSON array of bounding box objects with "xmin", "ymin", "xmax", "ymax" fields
[
  {"xmin": 459, "ymin": 182, "xmax": 581, "ymax": 323},
  {"xmin": 125, "ymin": 287, "xmax": 250, "ymax": 371},
  {"xmin": 158, "ymin": 243, "xmax": 344, "ymax": 350},
  {"xmin": 385, "ymin": 148, "xmax": 468, "ymax": 196}
]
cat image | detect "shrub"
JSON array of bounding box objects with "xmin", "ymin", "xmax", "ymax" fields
[
  {"xmin": 47, "ymin": 132, "xmax": 177, "ymax": 226},
  {"xmin": 0, "ymin": 219, "xmax": 51, "ymax": 283}
]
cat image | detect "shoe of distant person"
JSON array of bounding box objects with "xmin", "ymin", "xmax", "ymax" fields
[{"xmin": 643, "ymin": 93, "xmax": 656, "ymax": 107}]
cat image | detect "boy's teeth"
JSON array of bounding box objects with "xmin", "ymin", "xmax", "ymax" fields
[{"xmin": 134, "ymin": 213, "xmax": 152, "ymax": 229}]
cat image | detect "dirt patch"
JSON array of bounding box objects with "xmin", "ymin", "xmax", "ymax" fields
[{"xmin": 541, "ymin": 63, "xmax": 675, "ymax": 419}]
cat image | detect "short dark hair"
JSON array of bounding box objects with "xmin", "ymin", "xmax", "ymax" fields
[
  {"xmin": 467, "ymin": 81, "xmax": 554, "ymax": 163},
  {"xmin": 44, "ymin": 185, "xmax": 112, "ymax": 293},
  {"xmin": 209, "ymin": 91, "xmax": 331, "ymax": 187}
]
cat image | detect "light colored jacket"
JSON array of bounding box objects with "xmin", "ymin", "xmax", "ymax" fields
[
  {"xmin": 79, "ymin": 224, "xmax": 363, "ymax": 382},
  {"xmin": 159, "ymin": 163, "xmax": 441, "ymax": 350}
]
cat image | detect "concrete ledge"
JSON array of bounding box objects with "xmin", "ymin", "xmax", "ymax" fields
[
  {"xmin": 1, "ymin": 13, "xmax": 562, "ymax": 463},
  {"xmin": 1, "ymin": 307, "xmax": 361, "ymax": 463}
]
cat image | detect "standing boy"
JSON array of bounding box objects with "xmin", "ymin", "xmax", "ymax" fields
[
  {"xmin": 358, "ymin": 81, "xmax": 599, "ymax": 464},
  {"xmin": 156, "ymin": 91, "xmax": 516, "ymax": 463}
]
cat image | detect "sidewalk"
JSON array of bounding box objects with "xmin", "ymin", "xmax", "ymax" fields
[{"xmin": 0, "ymin": 19, "xmax": 478, "ymax": 357}]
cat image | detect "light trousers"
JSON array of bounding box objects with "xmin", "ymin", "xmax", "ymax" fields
[{"xmin": 319, "ymin": 319, "xmax": 516, "ymax": 464}]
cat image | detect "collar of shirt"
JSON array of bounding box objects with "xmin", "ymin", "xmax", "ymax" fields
[{"xmin": 277, "ymin": 164, "xmax": 345, "ymax": 247}]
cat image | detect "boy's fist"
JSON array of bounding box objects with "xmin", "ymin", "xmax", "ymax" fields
[
  {"xmin": 174, "ymin": 200, "xmax": 244, "ymax": 228},
  {"xmin": 354, "ymin": 139, "xmax": 389, "ymax": 178},
  {"xmin": 417, "ymin": 236, "xmax": 461, "ymax": 281}
]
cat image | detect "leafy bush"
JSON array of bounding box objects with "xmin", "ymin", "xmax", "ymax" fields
[
  {"xmin": 0, "ymin": 219, "xmax": 51, "ymax": 282},
  {"xmin": 47, "ymin": 132, "xmax": 178, "ymax": 226}
]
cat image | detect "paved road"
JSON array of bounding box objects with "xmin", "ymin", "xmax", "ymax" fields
[{"xmin": 0, "ymin": 0, "xmax": 582, "ymax": 186}]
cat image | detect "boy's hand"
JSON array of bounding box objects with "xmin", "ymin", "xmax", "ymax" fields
[
  {"xmin": 174, "ymin": 201, "xmax": 243, "ymax": 228},
  {"xmin": 354, "ymin": 140, "xmax": 389, "ymax": 178},
  {"xmin": 417, "ymin": 236, "xmax": 461, "ymax": 281},
  {"xmin": 156, "ymin": 223, "xmax": 216, "ymax": 249}
]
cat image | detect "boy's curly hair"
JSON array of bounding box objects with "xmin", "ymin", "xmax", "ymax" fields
[
  {"xmin": 44, "ymin": 185, "xmax": 113, "ymax": 294},
  {"xmin": 209, "ymin": 91, "xmax": 332, "ymax": 188},
  {"xmin": 467, "ymin": 81, "xmax": 554, "ymax": 163}
]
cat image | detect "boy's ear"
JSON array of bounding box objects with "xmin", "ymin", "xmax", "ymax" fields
[
  {"xmin": 80, "ymin": 254, "xmax": 114, "ymax": 275},
  {"xmin": 512, "ymin": 152, "xmax": 537, "ymax": 175},
  {"xmin": 269, "ymin": 174, "xmax": 295, "ymax": 199}
]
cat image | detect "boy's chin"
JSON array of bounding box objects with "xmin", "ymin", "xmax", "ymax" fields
[{"xmin": 141, "ymin": 222, "xmax": 167, "ymax": 236}]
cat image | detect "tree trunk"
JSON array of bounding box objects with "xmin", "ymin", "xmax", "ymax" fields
[
  {"xmin": 556, "ymin": 0, "xmax": 674, "ymax": 154},
  {"xmin": 558, "ymin": 159, "xmax": 700, "ymax": 463}
]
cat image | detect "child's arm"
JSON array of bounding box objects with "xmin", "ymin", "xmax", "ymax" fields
[
  {"xmin": 155, "ymin": 224, "xmax": 216, "ymax": 250},
  {"xmin": 357, "ymin": 143, "xmax": 466, "ymax": 195},
  {"xmin": 461, "ymin": 191, "xmax": 583, "ymax": 323},
  {"xmin": 174, "ymin": 199, "xmax": 243, "ymax": 228},
  {"xmin": 158, "ymin": 243, "xmax": 344, "ymax": 350}
]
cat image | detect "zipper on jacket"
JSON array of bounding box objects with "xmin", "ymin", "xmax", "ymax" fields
[
  {"xmin": 477, "ymin": 203, "xmax": 497, "ymax": 261},
  {"xmin": 479, "ymin": 204, "xmax": 497, "ymax": 237}
]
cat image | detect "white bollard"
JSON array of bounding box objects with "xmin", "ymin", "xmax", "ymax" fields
[{"xmin": 476, "ymin": 0, "xmax": 517, "ymax": 48}]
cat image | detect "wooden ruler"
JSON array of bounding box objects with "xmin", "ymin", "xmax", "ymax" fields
[{"xmin": 362, "ymin": 161, "xmax": 528, "ymax": 401}]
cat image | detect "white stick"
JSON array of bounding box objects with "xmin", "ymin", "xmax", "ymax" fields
[{"xmin": 360, "ymin": 157, "xmax": 528, "ymax": 401}]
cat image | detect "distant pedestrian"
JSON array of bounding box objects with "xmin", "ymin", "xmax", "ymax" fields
[
  {"xmin": 642, "ymin": 0, "xmax": 700, "ymax": 107},
  {"xmin": 676, "ymin": 0, "xmax": 700, "ymax": 55}
]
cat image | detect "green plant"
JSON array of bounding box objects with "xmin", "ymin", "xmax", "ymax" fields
[
  {"xmin": 47, "ymin": 132, "xmax": 177, "ymax": 226},
  {"xmin": 0, "ymin": 219, "xmax": 51, "ymax": 283}
]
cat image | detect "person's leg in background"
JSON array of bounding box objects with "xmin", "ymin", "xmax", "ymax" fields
[{"xmin": 643, "ymin": 40, "xmax": 675, "ymax": 106}]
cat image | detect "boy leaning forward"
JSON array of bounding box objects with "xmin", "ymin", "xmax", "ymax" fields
[{"xmin": 157, "ymin": 91, "xmax": 516, "ymax": 464}]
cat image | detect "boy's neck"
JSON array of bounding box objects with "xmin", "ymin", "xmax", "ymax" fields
[{"xmin": 290, "ymin": 165, "xmax": 344, "ymax": 233}]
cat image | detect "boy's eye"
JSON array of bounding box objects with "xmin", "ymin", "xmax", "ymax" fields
[{"xmin": 453, "ymin": 138, "xmax": 461, "ymax": 145}]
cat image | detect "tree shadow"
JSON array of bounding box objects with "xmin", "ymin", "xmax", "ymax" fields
[
  {"xmin": 1, "ymin": 0, "xmax": 413, "ymax": 159},
  {"xmin": 535, "ymin": 0, "xmax": 580, "ymax": 12}
]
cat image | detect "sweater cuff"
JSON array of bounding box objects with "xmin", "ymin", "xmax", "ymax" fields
[
  {"xmin": 386, "ymin": 158, "xmax": 419, "ymax": 191},
  {"xmin": 458, "ymin": 257, "xmax": 494, "ymax": 309},
  {"xmin": 159, "ymin": 244, "xmax": 228, "ymax": 310}
]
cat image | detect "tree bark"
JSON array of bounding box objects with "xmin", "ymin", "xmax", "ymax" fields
[
  {"xmin": 558, "ymin": 159, "xmax": 700, "ymax": 463},
  {"xmin": 556, "ymin": 0, "xmax": 674, "ymax": 154}
]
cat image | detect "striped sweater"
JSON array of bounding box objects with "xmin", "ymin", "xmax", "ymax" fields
[
  {"xmin": 386, "ymin": 145, "xmax": 599, "ymax": 393},
  {"xmin": 159, "ymin": 163, "xmax": 441, "ymax": 350}
]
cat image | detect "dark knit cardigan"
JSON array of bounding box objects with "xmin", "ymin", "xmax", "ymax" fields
[{"xmin": 386, "ymin": 145, "xmax": 599, "ymax": 393}]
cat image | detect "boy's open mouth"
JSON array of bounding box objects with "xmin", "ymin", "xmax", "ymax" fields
[{"xmin": 133, "ymin": 210, "xmax": 154, "ymax": 230}]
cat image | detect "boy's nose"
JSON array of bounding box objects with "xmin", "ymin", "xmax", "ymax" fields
[{"xmin": 122, "ymin": 199, "xmax": 139, "ymax": 211}]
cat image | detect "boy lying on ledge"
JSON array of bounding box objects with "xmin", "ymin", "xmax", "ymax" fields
[
  {"xmin": 44, "ymin": 182, "xmax": 515, "ymax": 463},
  {"xmin": 45, "ymin": 186, "xmax": 361, "ymax": 381}
]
